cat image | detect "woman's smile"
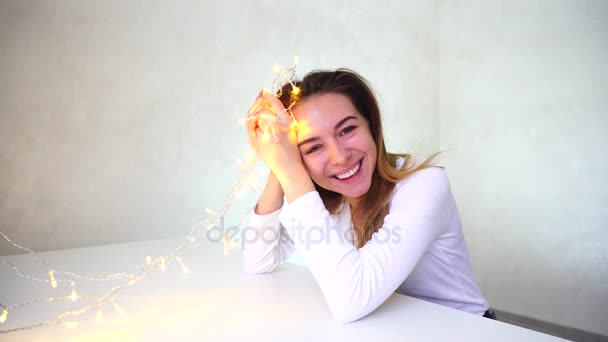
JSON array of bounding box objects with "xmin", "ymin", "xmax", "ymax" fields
[{"xmin": 334, "ymin": 159, "xmax": 362, "ymax": 180}]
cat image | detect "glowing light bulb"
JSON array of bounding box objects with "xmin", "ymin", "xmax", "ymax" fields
[
  {"xmin": 159, "ymin": 257, "xmax": 166, "ymax": 271},
  {"xmin": 0, "ymin": 309, "xmax": 7, "ymax": 323},
  {"xmin": 291, "ymin": 85, "xmax": 300, "ymax": 96},
  {"xmin": 223, "ymin": 235, "xmax": 238, "ymax": 256},
  {"xmin": 129, "ymin": 275, "xmax": 137, "ymax": 285},
  {"xmin": 176, "ymin": 257, "xmax": 190, "ymax": 274},
  {"xmin": 234, "ymin": 187, "xmax": 245, "ymax": 197},
  {"xmin": 273, "ymin": 64, "xmax": 282, "ymax": 73},
  {"xmin": 96, "ymin": 309, "xmax": 103, "ymax": 323},
  {"xmin": 289, "ymin": 119, "xmax": 299, "ymax": 132},
  {"xmin": 70, "ymin": 288, "xmax": 78, "ymax": 302},
  {"xmin": 112, "ymin": 301, "xmax": 124, "ymax": 316},
  {"xmin": 146, "ymin": 256, "xmax": 152, "ymax": 265},
  {"xmin": 294, "ymin": 56, "xmax": 299, "ymax": 65},
  {"xmin": 205, "ymin": 208, "xmax": 218, "ymax": 216},
  {"xmin": 49, "ymin": 271, "xmax": 57, "ymax": 288},
  {"xmin": 262, "ymin": 132, "xmax": 270, "ymax": 142},
  {"xmin": 64, "ymin": 321, "xmax": 78, "ymax": 329},
  {"xmin": 188, "ymin": 236, "xmax": 196, "ymax": 243}
]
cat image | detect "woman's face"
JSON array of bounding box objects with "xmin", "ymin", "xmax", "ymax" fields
[{"xmin": 293, "ymin": 93, "xmax": 377, "ymax": 205}]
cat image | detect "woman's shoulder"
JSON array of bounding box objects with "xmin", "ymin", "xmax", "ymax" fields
[
  {"xmin": 393, "ymin": 166, "xmax": 451, "ymax": 201},
  {"xmin": 396, "ymin": 166, "xmax": 448, "ymax": 187},
  {"xmin": 385, "ymin": 167, "xmax": 454, "ymax": 221}
]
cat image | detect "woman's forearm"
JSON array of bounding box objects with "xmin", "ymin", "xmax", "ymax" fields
[
  {"xmin": 254, "ymin": 172, "xmax": 285, "ymax": 215},
  {"xmin": 275, "ymin": 165, "xmax": 316, "ymax": 204}
]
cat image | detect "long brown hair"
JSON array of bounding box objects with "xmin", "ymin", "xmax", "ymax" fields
[{"xmin": 278, "ymin": 69, "xmax": 439, "ymax": 248}]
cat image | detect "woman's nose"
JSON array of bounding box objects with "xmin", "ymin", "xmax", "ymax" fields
[{"xmin": 329, "ymin": 142, "xmax": 351, "ymax": 165}]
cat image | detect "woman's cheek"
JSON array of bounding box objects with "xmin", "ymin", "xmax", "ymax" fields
[{"xmin": 302, "ymin": 155, "xmax": 322, "ymax": 177}]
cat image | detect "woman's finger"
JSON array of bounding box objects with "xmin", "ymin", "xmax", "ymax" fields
[
  {"xmin": 258, "ymin": 106, "xmax": 283, "ymax": 136},
  {"xmin": 255, "ymin": 126, "xmax": 267, "ymax": 144},
  {"xmin": 248, "ymin": 108, "xmax": 276, "ymax": 144},
  {"xmin": 246, "ymin": 115, "xmax": 260, "ymax": 148},
  {"xmin": 261, "ymin": 89, "xmax": 288, "ymax": 117},
  {"xmin": 247, "ymin": 91, "xmax": 267, "ymax": 117},
  {"xmin": 257, "ymin": 108, "xmax": 278, "ymax": 123},
  {"xmin": 246, "ymin": 116, "xmax": 258, "ymax": 137}
]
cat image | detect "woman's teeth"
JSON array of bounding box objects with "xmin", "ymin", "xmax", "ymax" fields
[{"xmin": 336, "ymin": 161, "xmax": 360, "ymax": 180}]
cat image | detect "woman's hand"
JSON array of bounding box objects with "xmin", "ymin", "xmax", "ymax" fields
[
  {"xmin": 246, "ymin": 89, "xmax": 315, "ymax": 203},
  {"xmin": 246, "ymin": 89, "xmax": 303, "ymax": 177}
]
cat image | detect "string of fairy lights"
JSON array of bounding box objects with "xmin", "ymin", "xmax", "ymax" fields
[{"xmin": 0, "ymin": 57, "xmax": 301, "ymax": 334}]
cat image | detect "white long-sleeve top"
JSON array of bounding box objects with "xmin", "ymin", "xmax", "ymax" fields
[{"xmin": 242, "ymin": 167, "xmax": 488, "ymax": 323}]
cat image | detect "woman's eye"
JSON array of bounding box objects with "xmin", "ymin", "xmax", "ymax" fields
[
  {"xmin": 339, "ymin": 125, "xmax": 357, "ymax": 136},
  {"xmin": 305, "ymin": 145, "xmax": 321, "ymax": 154}
]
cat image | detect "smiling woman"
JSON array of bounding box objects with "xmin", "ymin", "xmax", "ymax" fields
[{"xmin": 242, "ymin": 69, "xmax": 493, "ymax": 323}]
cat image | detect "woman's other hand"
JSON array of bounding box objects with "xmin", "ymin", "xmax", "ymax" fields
[{"xmin": 246, "ymin": 89, "xmax": 303, "ymax": 177}]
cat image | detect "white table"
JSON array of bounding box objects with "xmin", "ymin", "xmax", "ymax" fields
[{"xmin": 0, "ymin": 238, "xmax": 567, "ymax": 341}]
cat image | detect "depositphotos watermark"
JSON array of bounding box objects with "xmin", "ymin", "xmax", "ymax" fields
[{"xmin": 204, "ymin": 217, "xmax": 403, "ymax": 249}]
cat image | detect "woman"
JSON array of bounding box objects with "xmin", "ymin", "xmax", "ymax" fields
[{"xmin": 242, "ymin": 69, "xmax": 493, "ymax": 323}]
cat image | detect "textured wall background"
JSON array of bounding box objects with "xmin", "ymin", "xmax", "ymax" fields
[
  {"xmin": 439, "ymin": 0, "xmax": 608, "ymax": 335},
  {"xmin": 0, "ymin": 0, "xmax": 438, "ymax": 253},
  {"xmin": 1, "ymin": 0, "xmax": 606, "ymax": 336}
]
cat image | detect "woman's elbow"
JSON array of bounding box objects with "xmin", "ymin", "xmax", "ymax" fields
[
  {"xmin": 242, "ymin": 254, "xmax": 278, "ymax": 275},
  {"xmin": 332, "ymin": 313, "xmax": 361, "ymax": 324},
  {"xmin": 328, "ymin": 301, "xmax": 371, "ymax": 324},
  {"xmin": 243, "ymin": 262, "xmax": 265, "ymax": 275}
]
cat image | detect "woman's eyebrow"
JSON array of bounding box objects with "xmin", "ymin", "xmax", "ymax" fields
[
  {"xmin": 334, "ymin": 115, "xmax": 358, "ymax": 130},
  {"xmin": 297, "ymin": 116, "xmax": 358, "ymax": 148}
]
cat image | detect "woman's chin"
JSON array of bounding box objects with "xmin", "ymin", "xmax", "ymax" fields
[
  {"xmin": 342, "ymin": 186, "xmax": 370, "ymax": 200},
  {"xmin": 326, "ymin": 180, "xmax": 371, "ymax": 200}
]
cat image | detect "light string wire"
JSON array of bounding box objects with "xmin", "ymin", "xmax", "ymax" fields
[
  {"xmin": 0, "ymin": 155, "xmax": 258, "ymax": 333},
  {"xmin": 0, "ymin": 57, "xmax": 300, "ymax": 334}
]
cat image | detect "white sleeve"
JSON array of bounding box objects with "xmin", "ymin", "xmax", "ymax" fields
[
  {"xmin": 242, "ymin": 208, "xmax": 295, "ymax": 274},
  {"xmin": 278, "ymin": 167, "xmax": 450, "ymax": 323}
]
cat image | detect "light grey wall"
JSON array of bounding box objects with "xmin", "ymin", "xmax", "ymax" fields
[
  {"xmin": 0, "ymin": 1, "xmax": 438, "ymax": 252},
  {"xmin": 439, "ymin": 0, "xmax": 608, "ymax": 336}
]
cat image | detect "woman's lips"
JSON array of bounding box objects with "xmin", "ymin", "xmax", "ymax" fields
[{"xmin": 333, "ymin": 159, "xmax": 363, "ymax": 182}]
